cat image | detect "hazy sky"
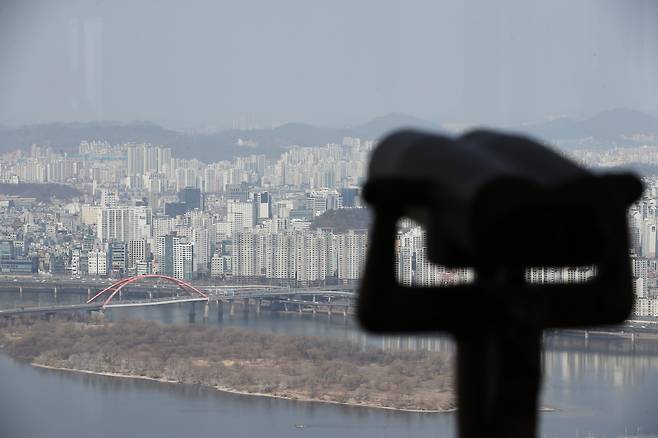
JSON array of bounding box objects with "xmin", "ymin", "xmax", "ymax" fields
[{"xmin": 0, "ymin": 0, "xmax": 657, "ymax": 130}]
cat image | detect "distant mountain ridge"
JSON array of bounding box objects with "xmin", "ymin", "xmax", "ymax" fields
[
  {"xmin": 2, "ymin": 109, "xmax": 658, "ymax": 162},
  {"xmin": 0, "ymin": 120, "xmax": 183, "ymax": 153},
  {"xmin": 521, "ymin": 108, "xmax": 658, "ymax": 142},
  {"xmin": 0, "ymin": 113, "xmax": 440, "ymax": 162}
]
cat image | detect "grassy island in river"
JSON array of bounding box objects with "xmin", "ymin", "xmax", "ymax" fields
[{"xmin": 0, "ymin": 319, "xmax": 455, "ymax": 412}]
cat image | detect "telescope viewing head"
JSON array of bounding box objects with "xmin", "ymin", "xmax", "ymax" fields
[
  {"xmin": 358, "ymin": 128, "xmax": 643, "ymax": 438},
  {"xmin": 359, "ymin": 129, "xmax": 642, "ymax": 332}
]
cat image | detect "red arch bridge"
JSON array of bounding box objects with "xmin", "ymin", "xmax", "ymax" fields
[
  {"xmin": 86, "ymin": 274, "xmax": 209, "ymax": 308},
  {"xmin": 0, "ymin": 275, "xmax": 356, "ymax": 318}
]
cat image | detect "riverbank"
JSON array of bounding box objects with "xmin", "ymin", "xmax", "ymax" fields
[
  {"xmin": 29, "ymin": 362, "xmax": 560, "ymax": 413},
  {"xmin": 31, "ymin": 362, "xmax": 454, "ymax": 413},
  {"xmin": 1, "ymin": 319, "xmax": 455, "ymax": 412}
]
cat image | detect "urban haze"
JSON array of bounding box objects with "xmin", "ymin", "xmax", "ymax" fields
[{"xmin": 1, "ymin": 2, "xmax": 658, "ymax": 438}]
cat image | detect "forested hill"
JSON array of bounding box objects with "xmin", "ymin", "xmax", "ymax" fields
[
  {"xmin": 0, "ymin": 183, "xmax": 82, "ymax": 202},
  {"xmin": 311, "ymin": 208, "xmax": 372, "ymax": 233}
]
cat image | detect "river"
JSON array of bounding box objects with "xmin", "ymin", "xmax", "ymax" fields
[{"xmin": 1, "ymin": 293, "xmax": 658, "ymax": 437}]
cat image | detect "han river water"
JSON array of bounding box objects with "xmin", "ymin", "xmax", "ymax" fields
[{"xmin": 1, "ymin": 291, "xmax": 658, "ymax": 437}]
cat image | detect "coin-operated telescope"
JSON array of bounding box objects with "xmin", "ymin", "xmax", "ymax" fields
[{"xmin": 358, "ymin": 129, "xmax": 642, "ymax": 438}]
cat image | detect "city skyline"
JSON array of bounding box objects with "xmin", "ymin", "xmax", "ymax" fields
[
  {"xmin": 0, "ymin": 2, "xmax": 657, "ymax": 436},
  {"xmin": 2, "ymin": 131, "xmax": 658, "ymax": 319}
]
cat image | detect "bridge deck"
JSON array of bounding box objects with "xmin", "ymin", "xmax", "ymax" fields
[
  {"xmin": 206, "ymin": 290, "xmax": 355, "ymax": 299},
  {"xmin": 105, "ymin": 297, "xmax": 208, "ymax": 308},
  {"xmin": 0, "ymin": 286, "xmax": 356, "ymax": 317},
  {"xmin": 0, "ymin": 303, "xmax": 102, "ymax": 317}
]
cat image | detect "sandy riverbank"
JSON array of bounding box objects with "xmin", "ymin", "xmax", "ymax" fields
[{"xmin": 31, "ymin": 362, "xmax": 455, "ymax": 414}]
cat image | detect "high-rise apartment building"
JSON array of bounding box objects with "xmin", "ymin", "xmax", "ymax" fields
[
  {"xmin": 265, "ymin": 233, "xmax": 295, "ymax": 280},
  {"xmin": 254, "ymin": 192, "xmax": 272, "ymax": 222},
  {"xmin": 173, "ymin": 242, "xmax": 194, "ymax": 281},
  {"xmin": 97, "ymin": 207, "xmax": 152, "ymax": 243},
  {"xmin": 642, "ymin": 219, "xmax": 657, "ymax": 258},
  {"xmin": 210, "ymin": 252, "xmax": 226, "ymax": 277},
  {"xmin": 231, "ymin": 231, "xmax": 256, "ymax": 277},
  {"xmin": 632, "ymin": 256, "xmax": 650, "ymax": 298},
  {"xmin": 228, "ymin": 200, "xmax": 255, "ymax": 235},
  {"xmin": 88, "ymin": 249, "xmax": 108, "ymax": 276},
  {"xmin": 109, "ymin": 241, "xmax": 127, "ymax": 275},
  {"xmin": 336, "ymin": 230, "xmax": 368, "ymax": 281},
  {"xmin": 157, "ymin": 234, "xmax": 177, "ymax": 276},
  {"xmin": 191, "ymin": 228, "xmax": 213, "ymax": 272},
  {"xmin": 128, "ymin": 239, "xmax": 148, "ymax": 270},
  {"xmin": 100, "ymin": 190, "xmax": 118, "ymax": 208},
  {"xmin": 97, "ymin": 208, "xmax": 134, "ymax": 242},
  {"xmin": 294, "ymin": 231, "xmax": 328, "ymax": 283},
  {"xmin": 156, "ymin": 234, "xmax": 194, "ymax": 280},
  {"xmin": 179, "ymin": 187, "xmax": 202, "ymax": 211}
]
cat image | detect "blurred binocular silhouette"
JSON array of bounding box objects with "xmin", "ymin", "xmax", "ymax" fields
[{"xmin": 358, "ymin": 129, "xmax": 642, "ymax": 438}]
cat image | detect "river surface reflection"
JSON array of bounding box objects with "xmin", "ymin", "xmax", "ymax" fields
[{"xmin": 1, "ymin": 294, "xmax": 657, "ymax": 437}]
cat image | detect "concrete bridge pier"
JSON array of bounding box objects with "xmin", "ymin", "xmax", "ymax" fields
[
  {"xmin": 217, "ymin": 300, "xmax": 224, "ymax": 318},
  {"xmin": 283, "ymin": 302, "xmax": 289, "ymax": 312},
  {"xmin": 53, "ymin": 287, "xmax": 58, "ymax": 302},
  {"xmin": 298, "ymin": 303, "xmax": 303, "ymax": 314},
  {"xmin": 188, "ymin": 302, "xmax": 196, "ymax": 323},
  {"xmin": 89, "ymin": 308, "xmax": 106, "ymax": 321},
  {"xmin": 255, "ymin": 299, "xmax": 261, "ymax": 315},
  {"xmin": 19, "ymin": 286, "xmax": 23, "ymax": 300},
  {"xmin": 203, "ymin": 301, "xmax": 209, "ymax": 321},
  {"xmin": 229, "ymin": 301, "xmax": 236, "ymax": 317},
  {"xmin": 243, "ymin": 299, "xmax": 249, "ymax": 317},
  {"xmin": 327, "ymin": 305, "xmax": 332, "ymax": 316},
  {"xmin": 87, "ymin": 288, "xmax": 91, "ymax": 300}
]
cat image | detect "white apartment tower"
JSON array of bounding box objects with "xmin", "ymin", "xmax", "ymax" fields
[
  {"xmin": 295, "ymin": 231, "xmax": 328, "ymax": 283},
  {"xmin": 173, "ymin": 242, "xmax": 194, "ymax": 281},
  {"xmin": 642, "ymin": 219, "xmax": 657, "ymax": 258},
  {"xmin": 97, "ymin": 207, "xmax": 152, "ymax": 243},
  {"xmin": 210, "ymin": 252, "xmax": 225, "ymax": 277},
  {"xmin": 227, "ymin": 200, "xmax": 255, "ymax": 234},
  {"xmin": 265, "ymin": 233, "xmax": 295, "ymax": 280},
  {"xmin": 336, "ymin": 230, "xmax": 368, "ymax": 281},
  {"xmin": 97, "ymin": 208, "xmax": 134, "ymax": 242},
  {"xmin": 88, "ymin": 249, "xmax": 108, "ymax": 276},
  {"xmin": 232, "ymin": 231, "xmax": 256, "ymax": 277}
]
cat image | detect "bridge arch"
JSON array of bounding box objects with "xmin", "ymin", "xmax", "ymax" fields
[{"xmin": 87, "ymin": 275, "xmax": 208, "ymax": 307}]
